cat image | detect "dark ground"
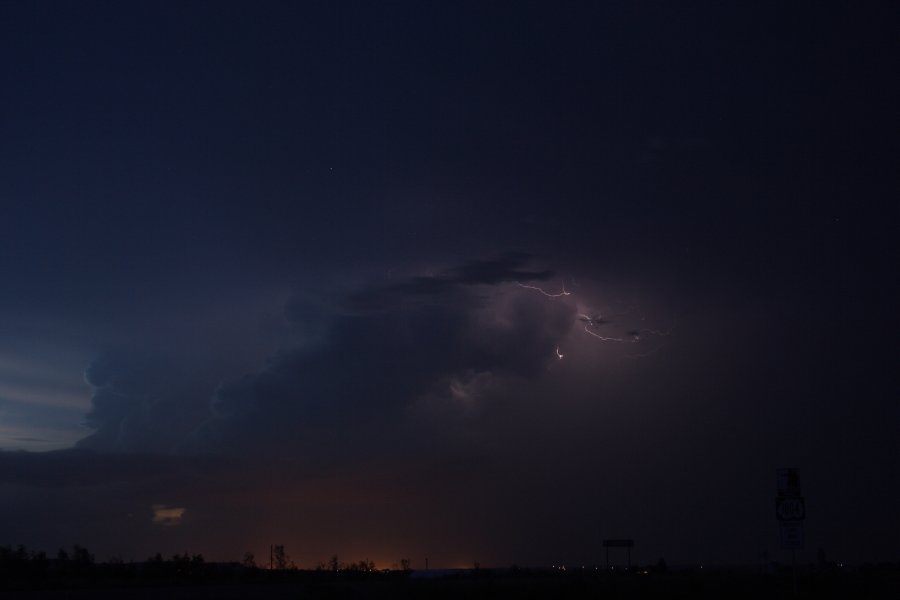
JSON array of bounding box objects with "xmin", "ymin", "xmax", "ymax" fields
[{"xmin": 3, "ymin": 567, "xmax": 900, "ymax": 599}]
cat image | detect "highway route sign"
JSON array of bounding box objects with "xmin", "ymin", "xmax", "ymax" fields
[
  {"xmin": 777, "ymin": 468, "xmax": 801, "ymax": 497},
  {"xmin": 776, "ymin": 496, "xmax": 806, "ymax": 521}
]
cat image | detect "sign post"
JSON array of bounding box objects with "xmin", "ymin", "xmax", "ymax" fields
[
  {"xmin": 776, "ymin": 468, "xmax": 804, "ymax": 596},
  {"xmin": 602, "ymin": 539, "xmax": 634, "ymax": 571}
]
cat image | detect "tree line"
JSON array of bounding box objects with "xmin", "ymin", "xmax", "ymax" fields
[{"xmin": 1, "ymin": 543, "xmax": 415, "ymax": 590}]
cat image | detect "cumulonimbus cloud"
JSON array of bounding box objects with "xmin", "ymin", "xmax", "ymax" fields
[{"xmin": 76, "ymin": 255, "xmax": 576, "ymax": 466}]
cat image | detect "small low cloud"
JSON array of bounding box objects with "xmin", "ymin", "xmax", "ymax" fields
[{"xmin": 151, "ymin": 504, "xmax": 185, "ymax": 527}]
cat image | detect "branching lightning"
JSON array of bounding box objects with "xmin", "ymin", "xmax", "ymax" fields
[
  {"xmin": 512, "ymin": 274, "xmax": 671, "ymax": 360},
  {"xmin": 582, "ymin": 325, "xmax": 624, "ymax": 342},
  {"xmin": 516, "ymin": 281, "xmax": 571, "ymax": 297}
]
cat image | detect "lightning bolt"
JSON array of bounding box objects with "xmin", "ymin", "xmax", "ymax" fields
[
  {"xmin": 512, "ymin": 274, "xmax": 671, "ymax": 359},
  {"xmin": 516, "ymin": 281, "xmax": 571, "ymax": 297},
  {"xmin": 582, "ymin": 325, "xmax": 624, "ymax": 342}
]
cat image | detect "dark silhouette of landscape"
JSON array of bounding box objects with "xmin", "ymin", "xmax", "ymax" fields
[{"xmin": 2, "ymin": 543, "xmax": 899, "ymax": 598}]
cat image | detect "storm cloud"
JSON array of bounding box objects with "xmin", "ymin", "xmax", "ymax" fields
[
  {"xmin": 1, "ymin": 0, "xmax": 896, "ymax": 569},
  {"xmin": 67, "ymin": 256, "xmax": 577, "ymax": 467}
]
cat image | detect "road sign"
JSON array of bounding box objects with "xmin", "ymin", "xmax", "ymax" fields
[
  {"xmin": 777, "ymin": 468, "xmax": 801, "ymax": 497},
  {"xmin": 602, "ymin": 540, "xmax": 634, "ymax": 570},
  {"xmin": 780, "ymin": 522, "xmax": 804, "ymax": 549},
  {"xmin": 776, "ymin": 497, "xmax": 806, "ymax": 521}
]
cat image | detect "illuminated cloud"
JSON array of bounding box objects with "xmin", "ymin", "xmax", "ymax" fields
[
  {"xmin": 189, "ymin": 258, "xmax": 576, "ymax": 460},
  {"xmin": 151, "ymin": 504, "xmax": 185, "ymax": 526},
  {"xmin": 73, "ymin": 254, "xmax": 674, "ymax": 463}
]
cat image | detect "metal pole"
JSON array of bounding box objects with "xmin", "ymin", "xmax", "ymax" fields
[{"xmin": 791, "ymin": 549, "xmax": 797, "ymax": 596}]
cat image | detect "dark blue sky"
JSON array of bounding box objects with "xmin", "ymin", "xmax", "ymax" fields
[{"xmin": 0, "ymin": 1, "xmax": 897, "ymax": 567}]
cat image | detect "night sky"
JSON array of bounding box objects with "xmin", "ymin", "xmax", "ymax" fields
[{"xmin": 1, "ymin": 1, "xmax": 898, "ymax": 568}]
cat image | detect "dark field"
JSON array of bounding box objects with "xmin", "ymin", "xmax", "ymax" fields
[{"xmin": 3, "ymin": 567, "xmax": 900, "ymax": 599}]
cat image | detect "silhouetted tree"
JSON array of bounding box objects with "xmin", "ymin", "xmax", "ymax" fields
[
  {"xmin": 348, "ymin": 560, "xmax": 375, "ymax": 572},
  {"xmin": 273, "ymin": 545, "xmax": 292, "ymax": 570},
  {"xmin": 0, "ymin": 545, "xmax": 29, "ymax": 566},
  {"xmin": 400, "ymin": 558, "xmax": 411, "ymax": 572},
  {"xmin": 171, "ymin": 553, "xmax": 189, "ymax": 575},
  {"xmin": 143, "ymin": 552, "xmax": 165, "ymax": 577},
  {"xmin": 242, "ymin": 551, "xmax": 256, "ymax": 569},
  {"xmin": 71, "ymin": 544, "xmax": 94, "ymax": 566},
  {"xmin": 329, "ymin": 554, "xmax": 340, "ymax": 572}
]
